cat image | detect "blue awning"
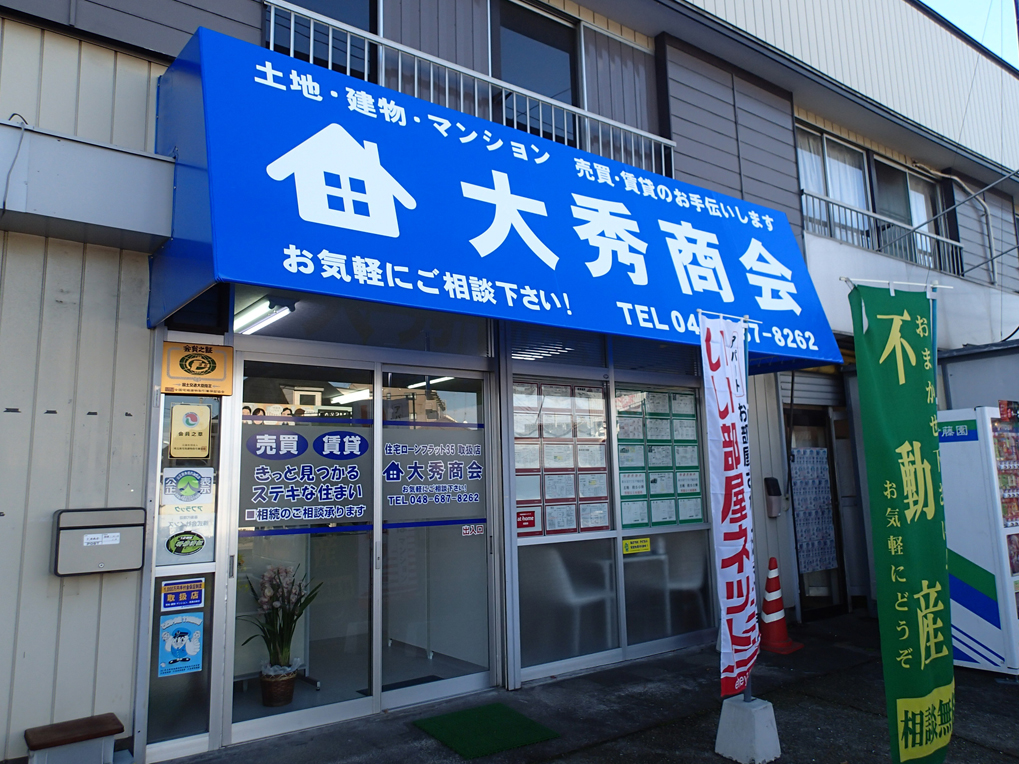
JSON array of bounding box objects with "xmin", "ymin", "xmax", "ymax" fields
[{"xmin": 151, "ymin": 28, "xmax": 841, "ymax": 370}]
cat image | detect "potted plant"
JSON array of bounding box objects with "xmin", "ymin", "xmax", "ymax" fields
[{"xmin": 239, "ymin": 565, "xmax": 322, "ymax": 707}]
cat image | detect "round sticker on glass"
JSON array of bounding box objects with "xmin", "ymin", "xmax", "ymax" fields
[
  {"xmin": 166, "ymin": 531, "xmax": 205, "ymax": 556},
  {"xmin": 245, "ymin": 432, "xmax": 308, "ymax": 460},
  {"xmin": 313, "ymin": 431, "xmax": 369, "ymax": 460}
]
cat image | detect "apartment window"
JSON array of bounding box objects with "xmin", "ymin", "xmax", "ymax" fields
[
  {"xmin": 873, "ymin": 160, "xmax": 943, "ymax": 267},
  {"xmin": 288, "ymin": 0, "xmax": 376, "ymax": 32},
  {"xmin": 797, "ymin": 128, "xmax": 870, "ymax": 247},
  {"xmin": 493, "ymin": 0, "xmax": 578, "ymax": 106}
]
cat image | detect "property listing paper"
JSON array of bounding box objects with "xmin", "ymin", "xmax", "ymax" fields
[
  {"xmin": 700, "ymin": 315, "xmax": 759, "ymax": 697},
  {"xmin": 850, "ymin": 285, "xmax": 954, "ymax": 764},
  {"xmin": 791, "ymin": 447, "xmax": 839, "ymax": 573}
]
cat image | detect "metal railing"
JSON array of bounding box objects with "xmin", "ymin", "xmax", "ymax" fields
[
  {"xmin": 802, "ymin": 192, "xmax": 965, "ymax": 277},
  {"xmin": 263, "ymin": 0, "xmax": 674, "ymax": 175}
]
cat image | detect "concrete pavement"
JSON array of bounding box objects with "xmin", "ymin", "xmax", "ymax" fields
[{"xmin": 176, "ymin": 613, "xmax": 1019, "ymax": 764}]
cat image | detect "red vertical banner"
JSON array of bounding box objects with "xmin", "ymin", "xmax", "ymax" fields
[{"xmin": 701, "ymin": 315, "xmax": 759, "ymax": 696}]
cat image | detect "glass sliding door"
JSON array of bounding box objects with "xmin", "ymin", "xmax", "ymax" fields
[
  {"xmin": 233, "ymin": 362, "xmax": 374, "ymax": 722},
  {"xmin": 380, "ymin": 372, "xmax": 490, "ymax": 697}
]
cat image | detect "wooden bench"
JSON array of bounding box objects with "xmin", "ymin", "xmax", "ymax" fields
[{"xmin": 24, "ymin": 713, "xmax": 124, "ymax": 764}]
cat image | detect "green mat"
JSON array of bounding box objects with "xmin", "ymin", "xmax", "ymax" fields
[{"xmin": 413, "ymin": 702, "xmax": 559, "ymax": 759}]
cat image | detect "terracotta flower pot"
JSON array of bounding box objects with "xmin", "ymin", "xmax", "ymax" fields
[{"xmin": 260, "ymin": 669, "xmax": 297, "ymax": 707}]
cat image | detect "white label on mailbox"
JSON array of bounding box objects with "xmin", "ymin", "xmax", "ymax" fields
[{"xmin": 83, "ymin": 532, "xmax": 121, "ymax": 547}]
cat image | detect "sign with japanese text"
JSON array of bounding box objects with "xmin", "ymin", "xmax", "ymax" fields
[
  {"xmin": 700, "ymin": 315, "xmax": 759, "ymax": 696},
  {"xmin": 160, "ymin": 578, "xmax": 205, "ymax": 612},
  {"xmin": 381, "ymin": 427, "xmax": 485, "ymax": 523},
  {"xmin": 161, "ymin": 342, "xmax": 233, "ymax": 396},
  {"xmin": 158, "ymin": 613, "xmax": 203, "ymax": 677},
  {"xmin": 170, "ymin": 404, "xmax": 211, "ymax": 457},
  {"xmin": 151, "ymin": 28, "xmax": 840, "ymax": 369},
  {"xmin": 157, "ymin": 467, "xmax": 216, "ymax": 566},
  {"xmin": 850, "ymin": 286, "xmax": 953, "ymax": 763},
  {"xmin": 239, "ymin": 414, "xmax": 373, "ymax": 526}
]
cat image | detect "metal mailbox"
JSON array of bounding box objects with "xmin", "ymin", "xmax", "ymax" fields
[{"xmin": 53, "ymin": 508, "xmax": 146, "ymax": 576}]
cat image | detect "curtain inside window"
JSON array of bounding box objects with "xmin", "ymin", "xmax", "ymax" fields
[
  {"xmin": 796, "ymin": 130, "xmax": 825, "ymax": 195},
  {"xmin": 824, "ymin": 139, "xmax": 868, "ymax": 209}
]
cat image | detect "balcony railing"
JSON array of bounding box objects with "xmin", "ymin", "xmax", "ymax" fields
[
  {"xmin": 802, "ymin": 192, "xmax": 965, "ymax": 277},
  {"xmin": 263, "ymin": 0, "xmax": 674, "ymax": 175}
]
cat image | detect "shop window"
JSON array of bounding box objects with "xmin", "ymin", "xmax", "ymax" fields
[
  {"xmin": 518, "ymin": 538, "xmax": 619, "ymax": 666},
  {"xmin": 234, "ymin": 285, "xmax": 490, "ymax": 356},
  {"xmin": 513, "ymin": 380, "xmax": 611, "ymax": 537},
  {"xmin": 623, "ymin": 531, "xmax": 713, "ymax": 645},
  {"xmin": 234, "ymin": 363, "xmax": 374, "ymax": 721},
  {"xmin": 614, "ymin": 388, "xmax": 704, "ymax": 529},
  {"xmin": 493, "ymin": 0, "xmax": 577, "ymax": 106}
]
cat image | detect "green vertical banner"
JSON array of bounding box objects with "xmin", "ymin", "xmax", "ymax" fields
[{"xmin": 849, "ymin": 285, "xmax": 954, "ymax": 763}]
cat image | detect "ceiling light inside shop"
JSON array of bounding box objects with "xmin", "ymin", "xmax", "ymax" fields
[
  {"xmin": 234, "ymin": 298, "xmax": 296, "ymax": 335},
  {"xmin": 407, "ymin": 376, "xmax": 454, "ymax": 389},
  {"xmin": 331, "ymin": 389, "xmax": 371, "ymax": 405}
]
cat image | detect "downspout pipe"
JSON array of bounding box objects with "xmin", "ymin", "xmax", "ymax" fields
[{"xmin": 915, "ymin": 163, "xmax": 997, "ymax": 284}]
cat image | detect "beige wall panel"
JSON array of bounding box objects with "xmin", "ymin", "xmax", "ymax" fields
[
  {"xmin": 113, "ymin": 55, "xmax": 151, "ymax": 151},
  {"xmin": 38, "ymin": 32, "xmax": 80, "ymax": 135},
  {"xmin": 92, "ymin": 249, "xmax": 150, "ymax": 724},
  {"xmin": 685, "ymin": 0, "xmax": 1019, "ymax": 170},
  {"xmin": 52, "ymin": 245, "xmax": 121, "ymax": 723},
  {"xmin": 6, "ymin": 238, "xmax": 84, "ymax": 761},
  {"xmin": 0, "ymin": 20, "xmax": 42, "ymax": 125},
  {"xmin": 0, "ymin": 233, "xmax": 46, "ymax": 760},
  {"xmin": 76, "ymin": 43, "xmax": 115, "ymax": 143}
]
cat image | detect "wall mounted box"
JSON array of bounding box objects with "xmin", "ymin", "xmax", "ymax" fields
[{"xmin": 53, "ymin": 508, "xmax": 146, "ymax": 576}]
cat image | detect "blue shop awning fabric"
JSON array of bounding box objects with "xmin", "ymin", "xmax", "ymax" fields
[{"xmin": 150, "ymin": 28, "xmax": 841, "ymax": 372}]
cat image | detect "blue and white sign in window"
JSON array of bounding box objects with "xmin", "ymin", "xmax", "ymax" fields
[{"xmin": 151, "ymin": 28, "xmax": 840, "ymax": 368}]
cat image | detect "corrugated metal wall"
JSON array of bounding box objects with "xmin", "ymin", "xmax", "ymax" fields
[
  {"xmin": 383, "ymin": 0, "xmax": 490, "ymax": 73},
  {"xmin": 951, "ymin": 183, "xmax": 1019, "ymax": 291},
  {"xmin": 583, "ymin": 27, "xmax": 656, "ymax": 133},
  {"xmin": 0, "ymin": 0, "xmax": 261, "ymax": 58},
  {"xmin": 779, "ymin": 371, "xmax": 845, "ymax": 407},
  {"xmin": 0, "ymin": 233, "xmax": 153, "ymax": 761},
  {"xmin": 662, "ymin": 42, "xmax": 802, "ymax": 236},
  {"xmin": 683, "ymin": 0, "xmax": 1019, "ymax": 175},
  {"xmin": 0, "ymin": 18, "xmax": 166, "ymax": 153}
]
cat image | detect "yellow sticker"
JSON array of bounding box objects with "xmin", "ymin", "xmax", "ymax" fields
[
  {"xmin": 161, "ymin": 342, "xmax": 233, "ymax": 395},
  {"xmin": 169, "ymin": 404, "xmax": 211, "ymax": 457},
  {"xmin": 622, "ymin": 537, "xmax": 651, "ymax": 555}
]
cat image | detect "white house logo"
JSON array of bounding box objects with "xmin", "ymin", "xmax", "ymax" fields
[{"xmin": 267, "ymin": 123, "xmax": 416, "ymax": 237}]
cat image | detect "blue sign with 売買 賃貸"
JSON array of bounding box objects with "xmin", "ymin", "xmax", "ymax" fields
[{"xmin": 150, "ymin": 28, "xmax": 841, "ymax": 367}]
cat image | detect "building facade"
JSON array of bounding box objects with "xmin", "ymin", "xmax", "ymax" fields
[{"xmin": 0, "ymin": 0, "xmax": 1016, "ymax": 761}]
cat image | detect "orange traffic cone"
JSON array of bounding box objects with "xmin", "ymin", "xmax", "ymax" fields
[{"xmin": 761, "ymin": 557, "xmax": 803, "ymax": 654}]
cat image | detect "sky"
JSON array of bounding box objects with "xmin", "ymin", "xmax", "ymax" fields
[{"xmin": 920, "ymin": 0, "xmax": 1019, "ymax": 67}]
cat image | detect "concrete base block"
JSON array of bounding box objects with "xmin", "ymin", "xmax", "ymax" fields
[{"xmin": 714, "ymin": 696, "xmax": 781, "ymax": 764}]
